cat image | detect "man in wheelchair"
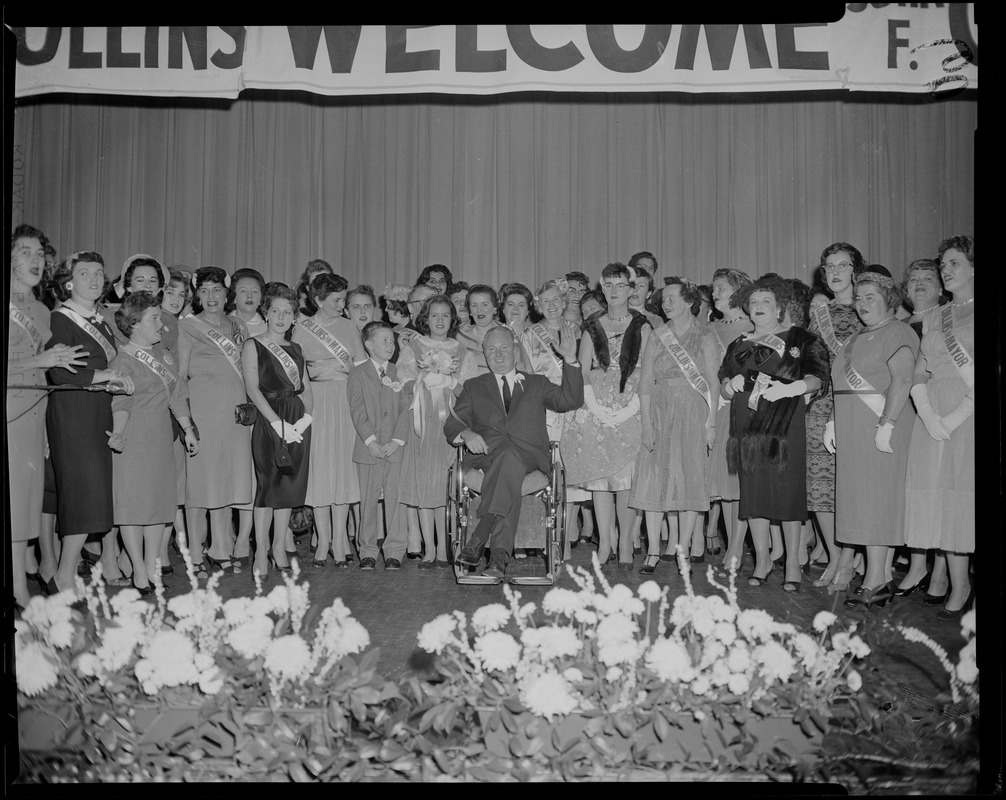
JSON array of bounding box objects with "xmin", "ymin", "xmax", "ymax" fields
[{"xmin": 445, "ymin": 326, "xmax": 583, "ymax": 579}]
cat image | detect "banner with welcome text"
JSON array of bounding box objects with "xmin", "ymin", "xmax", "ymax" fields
[{"xmin": 13, "ymin": 13, "xmax": 978, "ymax": 100}]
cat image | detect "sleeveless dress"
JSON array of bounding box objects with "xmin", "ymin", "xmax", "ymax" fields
[
  {"xmin": 396, "ymin": 335, "xmax": 478, "ymax": 507},
  {"xmin": 630, "ymin": 323, "xmax": 720, "ymax": 512},
  {"xmin": 7, "ymin": 291, "xmax": 51, "ymax": 542},
  {"xmin": 561, "ymin": 320, "xmax": 647, "ymax": 490},
  {"xmin": 705, "ymin": 318, "xmax": 753, "ymax": 502},
  {"xmin": 903, "ymin": 306, "xmax": 974, "ymax": 553},
  {"xmin": 831, "ymin": 320, "xmax": 918, "ymax": 546},
  {"xmin": 291, "ymin": 316, "xmax": 364, "ymax": 507},
  {"xmin": 805, "ymin": 302, "xmax": 862, "ymax": 513},
  {"xmin": 250, "ymin": 338, "xmax": 311, "ymax": 509},
  {"xmin": 45, "ymin": 307, "xmax": 118, "ymax": 536},
  {"xmin": 109, "ymin": 343, "xmax": 190, "ymax": 525},
  {"xmin": 178, "ymin": 314, "xmax": 253, "ymax": 509}
]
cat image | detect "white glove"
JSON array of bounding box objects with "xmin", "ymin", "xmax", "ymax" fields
[
  {"xmin": 823, "ymin": 420, "xmax": 836, "ymax": 454},
  {"xmin": 940, "ymin": 391, "xmax": 973, "ymax": 434},
  {"xmin": 608, "ymin": 395, "xmax": 640, "ymax": 426},
  {"xmin": 874, "ymin": 422, "xmax": 893, "ymax": 453},
  {"xmin": 583, "ymin": 385, "xmax": 616, "ymax": 427},
  {"xmin": 271, "ymin": 419, "xmax": 303, "ymax": 444},
  {"xmin": 291, "ymin": 414, "xmax": 313, "ymax": 436},
  {"xmin": 762, "ymin": 378, "xmax": 808, "ymax": 402},
  {"xmin": 727, "ymin": 374, "xmax": 746, "ymax": 395},
  {"xmin": 910, "ymin": 384, "xmax": 950, "ymax": 441}
]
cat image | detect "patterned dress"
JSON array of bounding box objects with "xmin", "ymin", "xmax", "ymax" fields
[
  {"xmin": 805, "ymin": 302, "xmax": 862, "ymax": 512},
  {"xmin": 396, "ymin": 336, "xmax": 477, "ymax": 507},
  {"xmin": 630, "ymin": 323, "xmax": 720, "ymax": 512},
  {"xmin": 904, "ymin": 306, "xmax": 974, "ymax": 553},
  {"xmin": 7, "ymin": 290, "xmax": 51, "ymax": 542}
]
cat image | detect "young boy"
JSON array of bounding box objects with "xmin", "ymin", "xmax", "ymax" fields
[{"xmin": 348, "ymin": 321, "xmax": 413, "ymax": 570}]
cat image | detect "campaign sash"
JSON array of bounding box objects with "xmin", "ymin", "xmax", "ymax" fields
[
  {"xmin": 743, "ymin": 330, "xmax": 787, "ymax": 357},
  {"xmin": 9, "ymin": 302, "xmax": 44, "ymax": 354},
  {"xmin": 187, "ymin": 316, "xmax": 243, "ymax": 378},
  {"xmin": 811, "ymin": 302, "xmax": 847, "ymax": 358},
  {"xmin": 940, "ymin": 305, "xmax": 974, "ymax": 390},
  {"xmin": 839, "ymin": 333, "xmax": 886, "ymax": 417},
  {"xmin": 654, "ymin": 325, "xmax": 713, "ymax": 413},
  {"xmin": 54, "ymin": 306, "xmax": 117, "ymax": 363},
  {"xmin": 530, "ymin": 322, "xmax": 564, "ymax": 371},
  {"xmin": 124, "ymin": 344, "xmax": 177, "ymax": 395},
  {"xmin": 260, "ymin": 339, "xmax": 302, "ymax": 389},
  {"xmin": 298, "ymin": 317, "xmax": 353, "ymax": 370}
]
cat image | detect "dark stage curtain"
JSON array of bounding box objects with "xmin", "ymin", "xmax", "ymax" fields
[{"xmin": 12, "ymin": 90, "xmax": 976, "ymax": 290}]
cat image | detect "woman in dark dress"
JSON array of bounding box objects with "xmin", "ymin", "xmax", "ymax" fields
[
  {"xmin": 242, "ymin": 284, "xmax": 314, "ymax": 576},
  {"xmin": 719, "ymin": 275, "xmax": 829, "ymax": 592},
  {"xmin": 44, "ymin": 251, "xmax": 135, "ymax": 593}
]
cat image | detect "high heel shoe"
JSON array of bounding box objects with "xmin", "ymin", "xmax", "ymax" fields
[
  {"xmin": 844, "ymin": 582, "xmax": 895, "ymax": 609},
  {"xmin": 748, "ymin": 562, "xmax": 775, "ymax": 587},
  {"xmin": 893, "ymin": 573, "xmax": 931, "ymax": 597},
  {"xmin": 269, "ymin": 554, "xmax": 293, "ymax": 575},
  {"xmin": 204, "ymin": 554, "xmax": 241, "ymax": 574},
  {"xmin": 132, "ymin": 581, "xmax": 155, "ymax": 598},
  {"xmin": 705, "ymin": 534, "xmax": 722, "ymax": 557},
  {"xmin": 639, "ymin": 554, "xmax": 661, "ymax": 575},
  {"xmin": 937, "ymin": 586, "xmax": 975, "ymax": 620},
  {"xmin": 922, "ymin": 588, "xmax": 950, "ymax": 605},
  {"xmin": 825, "ymin": 566, "xmax": 856, "ymax": 595}
]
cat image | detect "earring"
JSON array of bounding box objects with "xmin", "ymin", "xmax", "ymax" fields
[{"xmin": 65, "ymin": 282, "xmax": 73, "ymax": 291}]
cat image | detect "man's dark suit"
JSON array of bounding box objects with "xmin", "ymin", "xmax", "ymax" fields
[{"xmin": 444, "ymin": 362, "xmax": 583, "ymax": 554}]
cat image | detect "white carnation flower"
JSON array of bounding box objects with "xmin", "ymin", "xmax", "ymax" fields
[
  {"xmin": 47, "ymin": 621, "xmax": 75, "ymax": 649},
  {"xmin": 606, "ymin": 666, "xmax": 623, "ymax": 682},
  {"xmin": 521, "ymin": 672, "xmax": 579, "ymax": 720},
  {"xmin": 956, "ymin": 639, "xmax": 978, "ymax": 684},
  {"xmin": 167, "ymin": 593, "xmax": 198, "ymax": 619},
  {"xmin": 474, "ymin": 631, "xmax": 521, "ymax": 672},
  {"xmin": 645, "ymin": 637, "xmax": 694, "ymax": 683},
  {"xmin": 573, "ymin": 607, "xmax": 598, "ymax": 626},
  {"xmin": 335, "ymin": 618, "xmax": 370, "ymax": 658},
  {"xmin": 264, "ymin": 635, "xmax": 312, "ymax": 681},
  {"xmin": 813, "ymin": 610, "xmax": 838, "ymax": 633},
  {"xmin": 222, "ymin": 597, "xmax": 252, "ymax": 626},
  {"xmin": 754, "ymin": 641, "xmax": 796, "ymax": 684},
  {"xmin": 246, "ymin": 597, "xmax": 274, "ymax": 619},
  {"xmin": 199, "ymin": 667, "xmax": 226, "ymax": 695},
  {"xmin": 691, "ymin": 675, "xmax": 711, "ymax": 696},
  {"xmin": 527, "ymin": 625, "xmax": 581, "ymax": 660},
  {"xmin": 563, "ymin": 667, "xmax": 584, "ymax": 683},
  {"xmin": 845, "ymin": 635, "xmax": 871, "ymax": 660},
  {"xmin": 193, "ymin": 652, "xmax": 214, "ymax": 672},
  {"xmin": 705, "ymin": 595, "xmax": 736, "ymax": 623},
  {"xmin": 228, "ymin": 616, "xmax": 274, "ymax": 659},
  {"xmin": 417, "ymin": 614, "xmax": 457, "ymax": 655},
  {"xmin": 598, "ymin": 640, "xmax": 641, "ymax": 667},
  {"xmin": 846, "ymin": 669, "xmax": 863, "ymax": 691},
  {"xmin": 637, "ymin": 581, "xmax": 662, "ymax": 603},
  {"xmin": 96, "ymin": 624, "xmax": 144, "ymax": 673},
  {"xmin": 598, "ymin": 584, "xmax": 645, "ymax": 617},
  {"xmin": 471, "ymin": 603, "xmax": 511, "ymax": 635},
  {"xmin": 15, "ymin": 642, "xmax": 59, "ymax": 695},
  {"xmin": 961, "ymin": 609, "xmax": 976, "ymax": 638},
  {"xmin": 710, "ymin": 660, "xmax": 731, "ymax": 686},
  {"xmin": 727, "ymin": 643, "xmax": 752, "ymax": 674},
  {"xmin": 791, "ymin": 633, "xmax": 821, "ymax": 671},
  {"xmin": 542, "ymin": 588, "xmax": 584, "ymax": 618},
  {"xmin": 737, "ymin": 609, "xmax": 775, "ymax": 642},
  {"xmin": 75, "ymin": 652, "xmax": 101, "ymax": 677},
  {"xmin": 727, "ymin": 672, "xmax": 750, "ymax": 695},
  {"xmin": 265, "ymin": 586, "xmax": 291, "ymax": 614},
  {"xmin": 713, "ymin": 621, "xmax": 737, "ymax": 646},
  {"xmin": 596, "ymin": 614, "xmax": 637, "ymax": 648},
  {"xmin": 110, "ymin": 589, "xmax": 149, "ymax": 620}
]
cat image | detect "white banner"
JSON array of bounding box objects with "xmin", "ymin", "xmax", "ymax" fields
[{"xmin": 13, "ymin": 13, "xmax": 978, "ymax": 99}]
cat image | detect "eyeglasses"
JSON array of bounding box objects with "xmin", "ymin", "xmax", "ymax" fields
[
  {"xmin": 602, "ymin": 282, "xmax": 630, "ymax": 292},
  {"xmin": 823, "ymin": 262, "xmax": 854, "ymax": 274},
  {"xmin": 565, "ymin": 287, "xmax": 585, "ymax": 296}
]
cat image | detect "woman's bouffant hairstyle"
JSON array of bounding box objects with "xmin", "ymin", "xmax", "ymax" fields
[
  {"xmin": 231, "ymin": 267, "xmax": 265, "ymax": 290},
  {"xmin": 119, "ymin": 256, "xmax": 166, "ymax": 303},
  {"xmin": 115, "ymin": 291, "xmax": 161, "ymax": 338},
  {"xmin": 414, "ymin": 294, "xmax": 461, "ymax": 338},
  {"xmin": 418, "ymin": 264, "xmax": 454, "ymax": 287},
  {"xmin": 466, "ymin": 284, "xmax": 499, "ymax": 314},
  {"xmin": 52, "ymin": 251, "xmax": 108, "ymax": 303},
  {"xmin": 815, "ymin": 241, "xmax": 866, "ymax": 300},
  {"xmin": 580, "ymin": 289, "xmax": 607, "ymax": 319},
  {"xmin": 263, "ymin": 281, "xmax": 299, "ymax": 311},
  {"xmin": 190, "ymin": 266, "xmax": 234, "ymax": 314},
  {"xmin": 535, "ymin": 280, "xmax": 569, "ymax": 314},
  {"xmin": 711, "ymin": 268, "xmax": 753, "ymax": 312},
  {"xmin": 564, "ymin": 271, "xmax": 591, "ymax": 288},
  {"xmin": 304, "ymin": 272, "xmax": 349, "ymax": 314},
  {"xmin": 734, "ymin": 274, "xmax": 795, "ymax": 323},
  {"xmin": 937, "ymin": 234, "xmax": 975, "ymax": 266},
  {"xmin": 628, "ymin": 251, "xmax": 658, "ymax": 272},
  {"xmin": 856, "ymin": 267, "xmax": 904, "ymax": 311},
  {"xmin": 601, "ymin": 262, "xmax": 632, "ymax": 283},
  {"xmin": 631, "ymin": 265, "xmax": 655, "ymax": 295},
  {"xmin": 347, "ymin": 284, "xmax": 377, "ymax": 306},
  {"xmin": 498, "ymin": 282, "xmax": 537, "ymax": 323},
  {"xmin": 11, "ymin": 223, "xmax": 49, "ymax": 252},
  {"xmin": 646, "ymin": 276, "xmax": 702, "ymax": 317},
  {"xmin": 901, "ymin": 258, "xmax": 944, "ymax": 310},
  {"xmin": 447, "ymin": 280, "xmax": 470, "ymax": 298}
]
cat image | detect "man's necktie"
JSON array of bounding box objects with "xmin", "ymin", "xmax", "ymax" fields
[
  {"xmin": 502, "ymin": 376, "xmax": 512, "ymax": 414},
  {"xmin": 378, "ymin": 365, "xmax": 386, "ymax": 380}
]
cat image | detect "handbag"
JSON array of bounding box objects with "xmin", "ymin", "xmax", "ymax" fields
[{"xmin": 235, "ymin": 402, "xmax": 258, "ymax": 426}]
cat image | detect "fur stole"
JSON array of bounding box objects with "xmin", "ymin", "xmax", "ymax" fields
[{"xmin": 583, "ymin": 310, "xmax": 650, "ymax": 394}]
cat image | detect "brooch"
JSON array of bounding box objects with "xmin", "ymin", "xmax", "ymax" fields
[
  {"xmin": 788, "ymin": 347, "xmax": 801, "ymax": 358},
  {"xmin": 163, "ymin": 354, "xmax": 174, "ymax": 365}
]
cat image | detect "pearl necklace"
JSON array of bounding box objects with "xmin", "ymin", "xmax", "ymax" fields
[
  {"xmin": 718, "ymin": 315, "xmax": 748, "ymax": 325},
  {"xmin": 909, "ymin": 305, "xmax": 936, "ymax": 318},
  {"xmin": 951, "ymin": 296, "xmax": 974, "ymax": 309},
  {"xmin": 605, "ymin": 312, "xmax": 631, "ymax": 323},
  {"xmin": 864, "ymin": 314, "xmax": 895, "ymax": 332}
]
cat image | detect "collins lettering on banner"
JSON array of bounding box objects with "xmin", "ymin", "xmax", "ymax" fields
[{"xmin": 13, "ymin": 14, "xmax": 977, "ymax": 100}]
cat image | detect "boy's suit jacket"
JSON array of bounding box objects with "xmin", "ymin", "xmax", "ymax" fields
[{"xmin": 348, "ymin": 360, "xmax": 413, "ymax": 465}]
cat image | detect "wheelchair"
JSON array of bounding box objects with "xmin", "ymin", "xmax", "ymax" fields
[{"xmin": 446, "ymin": 441, "xmax": 566, "ymax": 585}]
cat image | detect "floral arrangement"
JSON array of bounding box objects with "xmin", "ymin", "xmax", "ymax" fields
[
  {"xmin": 408, "ymin": 551, "xmax": 871, "ymax": 778},
  {"xmin": 417, "ymin": 349, "xmax": 459, "ymax": 376}
]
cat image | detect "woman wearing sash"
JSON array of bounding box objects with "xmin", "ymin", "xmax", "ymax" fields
[
  {"xmin": 100, "ymin": 255, "xmax": 171, "ymax": 348},
  {"xmin": 901, "ymin": 235, "xmax": 975, "ymax": 618},
  {"xmin": 902, "ymin": 258, "xmax": 946, "ymax": 340},
  {"xmin": 243, "ymin": 284, "xmax": 313, "ymax": 576},
  {"xmin": 456, "ymin": 284, "xmax": 503, "ymax": 376},
  {"xmin": 44, "ymin": 251, "xmax": 136, "ymax": 593},
  {"xmin": 719, "ymin": 275, "xmax": 829, "ymax": 592},
  {"xmin": 705, "ymin": 269, "xmax": 754, "ymax": 572},
  {"xmin": 804, "ymin": 243, "xmax": 865, "ymax": 591},
  {"xmin": 631, "ymin": 279, "xmax": 720, "ymax": 575},
  {"xmin": 291, "ymin": 273, "xmax": 365, "ymax": 567},
  {"xmin": 178, "ymin": 266, "xmax": 252, "ymax": 577},
  {"xmin": 8, "ymin": 226, "xmax": 87, "ymax": 607},
  {"xmin": 561, "ymin": 263, "xmax": 652, "ymax": 569},
  {"xmin": 107, "ymin": 294, "xmax": 198, "ymax": 595},
  {"xmin": 822, "ymin": 272, "xmax": 918, "ymax": 608},
  {"xmin": 296, "ymin": 258, "xmax": 334, "ymax": 317},
  {"xmin": 396, "ymin": 295, "xmax": 477, "ymax": 567}
]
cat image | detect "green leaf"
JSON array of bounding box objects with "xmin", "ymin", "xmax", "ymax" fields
[
  {"xmin": 289, "ymin": 762, "xmax": 312, "ymax": 782},
  {"xmin": 653, "ymin": 713, "xmax": 669, "ymax": 742},
  {"xmin": 500, "ymin": 707, "xmax": 518, "ymax": 734},
  {"xmin": 242, "ymin": 708, "xmax": 274, "ymax": 727},
  {"xmin": 352, "ymin": 686, "xmax": 383, "ymax": 705},
  {"xmin": 525, "ymin": 736, "xmax": 545, "ymax": 756}
]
